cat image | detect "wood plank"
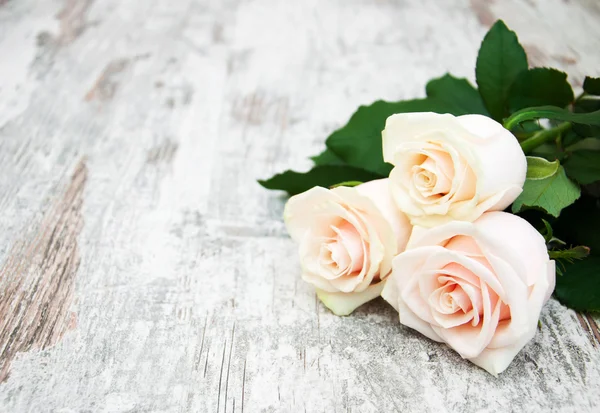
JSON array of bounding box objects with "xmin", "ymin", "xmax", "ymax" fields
[{"xmin": 0, "ymin": 0, "xmax": 599, "ymax": 411}]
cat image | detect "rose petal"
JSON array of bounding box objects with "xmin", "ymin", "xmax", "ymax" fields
[
  {"xmin": 467, "ymin": 324, "xmax": 537, "ymax": 376},
  {"xmin": 474, "ymin": 212, "xmax": 549, "ymax": 286},
  {"xmin": 382, "ymin": 266, "xmax": 445, "ymax": 342},
  {"xmin": 392, "ymin": 246, "xmax": 446, "ymax": 326},
  {"xmin": 329, "ymin": 237, "xmax": 370, "ymax": 293},
  {"xmin": 382, "ymin": 112, "xmax": 458, "ymax": 163},
  {"xmin": 429, "ymin": 267, "xmax": 484, "ymax": 328},
  {"xmin": 455, "ymin": 114, "xmax": 527, "ymax": 207},
  {"xmin": 419, "ymin": 250, "xmax": 505, "ymax": 300},
  {"xmin": 316, "ymin": 281, "xmax": 387, "ymax": 316},
  {"xmin": 383, "ymin": 113, "xmax": 526, "ymax": 225},
  {"xmin": 444, "ymin": 235, "xmax": 484, "ymax": 257},
  {"xmin": 301, "ymin": 271, "xmax": 337, "ymax": 292},
  {"xmin": 544, "ymin": 260, "xmax": 556, "ymax": 303},
  {"xmin": 407, "ymin": 220, "xmax": 475, "ymax": 249},
  {"xmin": 423, "ymin": 148, "xmax": 455, "ymax": 184},
  {"xmin": 434, "ymin": 282, "xmax": 502, "ymax": 358},
  {"xmin": 332, "ymin": 221, "xmax": 364, "ymax": 273},
  {"xmin": 470, "ymin": 261, "xmax": 554, "ymax": 375}
]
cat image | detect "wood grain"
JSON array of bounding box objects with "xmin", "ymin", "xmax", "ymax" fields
[
  {"xmin": 0, "ymin": 0, "xmax": 599, "ymax": 411},
  {"xmin": 0, "ymin": 160, "xmax": 85, "ymax": 382}
]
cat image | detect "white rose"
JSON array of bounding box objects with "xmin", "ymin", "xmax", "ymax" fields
[
  {"xmin": 284, "ymin": 179, "xmax": 412, "ymax": 315},
  {"xmin": 382, "ymin": 112, "xmax": 527, "ymax": 227},
  {"xmin": 381, "ymin": 211, "xmax": 555, "ymax": 375}
]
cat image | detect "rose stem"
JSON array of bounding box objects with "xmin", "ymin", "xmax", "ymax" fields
[{"xmin": 519, "ymin": 122, "xmax": 572, "ymax": 154}]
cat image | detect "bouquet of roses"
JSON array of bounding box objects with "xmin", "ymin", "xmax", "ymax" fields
[{"xmin": 259, "ymin": 20, "xmax": 600, "ymax": 375}]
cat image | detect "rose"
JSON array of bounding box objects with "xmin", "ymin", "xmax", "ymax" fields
[
  {"xmin": 382, "ymin": 112, "xmax": 527, "ymax": 227},
  {"xmin": 381, "ymin": 211, "xmax": 555, "ymax": 375},
  {"xmin": 284, "ymin": 179, "xmax": 412, "ymax": 315}
]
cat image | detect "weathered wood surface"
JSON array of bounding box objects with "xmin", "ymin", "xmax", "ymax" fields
[{"xmin": 1, "ymin": 0, "xmax": 600, "ymax": 411}]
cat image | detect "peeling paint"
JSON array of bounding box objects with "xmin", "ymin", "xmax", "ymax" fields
[
  {"xmin": 84, "ymin": 58, "xmax": 130, "ymax": 102},
  {"xmin": 524, "ymin": 44, "xmax": 548, "ymax": 67},
  {"xmin": 55, "ymin": 0, "xmax": 95, "ymax": 46},
  {"xmin": 469, "ymin": 0, "xmax": 496, "ymax": 27},
  {"xmin": 0, "ymin": 160, "xmax": 87, "ymax": 382},
  {"xmin": 146, "ymin": 140, "xmax": 179, "ymax": 165}
]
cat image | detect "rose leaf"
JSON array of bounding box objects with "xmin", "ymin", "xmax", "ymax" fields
[
  {"xmin": 554, "ymin": 196, "xmax": 600, "ymax": 255},
  {"xmin": 475, "ymin": 20, "xmax": 528, "ymax": 121},
  {"xmin": 258, "ymin": 165, "xmax": 384, "ymax": 196},
  {"xmin": 329, "ymin": 181, "xmax": 363, "ymax": 189},
  {"xmin": 554, "ymin": 256, "xmax": 600, "ymax": 312},
  {"xmin": 310, "ymin": 149, "xmax": 345, "ymax": 166},
  {"xmin": 564, "ymin": 150, "xmax": 600, "ymax": 185},
  {"xmin": 508, "ymin": 68, "xmax": 574, "ymax": 112},
  {"xmin": 583, "ymin": 76, "xmax": 600, "ymax": 96},
  {"xmin": 573, "ymin": 97, "xmax": 600, "ymax": 138},
  {"xmin": 526, "ymin": 156, "xmax": 560, "ymax": 180},
  {"xmin": 325, "ymin": 98, "xmax": 468, "ymax": 176},
  {"xmin": 425, "ymin": 74, "xmax": 489, "ymax": 115},
  {"xmin": 512, "ymin": 165, "xmax": 580, "ymax": 217}
]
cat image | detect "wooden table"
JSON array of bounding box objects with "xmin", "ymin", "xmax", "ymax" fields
[{"xmin": 1, "ymin": 0, "xmax": 599, "ymax": 411}]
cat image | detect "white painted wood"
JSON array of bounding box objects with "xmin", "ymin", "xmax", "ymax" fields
[{"xmin": 1, "ymin": 0, "xmax": 599, "ymax": 411}]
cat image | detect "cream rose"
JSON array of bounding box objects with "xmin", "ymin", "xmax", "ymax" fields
[
  {"xmin": 381, "ymin": 211, "xmax": 555, "ymax": 375},
  {"xmin": 284, "ymin": 179, "xmax": 412, "ymax": 315},
  {"xmin": 382, "ymin": 112, "xmax": 527, "ymax": 227}
]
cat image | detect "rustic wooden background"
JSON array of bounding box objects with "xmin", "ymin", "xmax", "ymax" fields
[{"xmin": 1, "ymin": 0, "xmax": 599, "ymax": 412}]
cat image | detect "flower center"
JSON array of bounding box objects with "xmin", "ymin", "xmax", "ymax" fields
[
  {"xmin": 424, "ymin": 236, "xmax": 512, "ymax": 329},
  {"xmin": 438, "ymin": 281, "xmax": 475, "ymax": 313},
  {"xmin": 413, "ymin": 168, "xmax": 436, "ymax": 191},
  {"xmin": 322, "ymin": 220, "xmax": 364, "ymax": 276},
  {"xmin": 411, "ymin": 149, "xmax": 453, "ymax": 199}
]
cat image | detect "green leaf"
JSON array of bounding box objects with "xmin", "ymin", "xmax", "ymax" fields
[
  {"xmin": 555, "ymin": 256, "xmax": 600, "ymax": 312},
  {"xmin": 554, "ymin": 196, "xmax": 600, "ymax": 254},
  {"xmin": 562, "ymin": 129, "xmax": 585, "ymax": 149},
  {"xmin": 550, "ymin": 245, "xmax": 590, "ymax": 261},
  {"xmin": 575, "ymin": 96, "xmax": 600, "ymax": 114},
  {"xmin": 583, "ymin": 76, "xmax": 600, "ymax": 96},
  {"xmin": 508, "ymin": 68, "xmax": 574, "ymax": 112},
  {"xmin": 564, "ymin": 150, "xmax": 600, "ymax": 184},
  {"xmin": 504, "ymin": 105, "xmax": 600, "ymax": 130},
  {"xmin": 258, "ymin": 165, "xmax": 384, "ymax": 196},
  {"xmin": 329, "ymin": 181, "xmax": 363, "ymax": 188},
  {"xmin": 475, "ymin": 20, "xmax": 528, "ymax": 121},
  {"xmin": 573, "ymin": 97, "xmax": 600, "ymax": 138},
  {"xmin": 511, "ymin": 165, "xmax": 580, "ymax": 217},
  {"xmin": 325, "ymin": 98, "xmax": 467, "ymax": 176},
  {"xmin": 310, "ymin": 149, "xmax": 345, "ymax": 166},
  {"xmin": 512, "ymin": 121, "xmax": 544, "ymax": 144},
  {"xmin": 541, "ymin": 218, "xmax": 554, "ymax": 243},
  {"xmin": 566, "ymin": 137, "xmax": 600, "ymax": 152},
  {"xmin": 529, "ymin": 143, "xmax": 564, "ymax": 163},
  {"xmin": 425, "ymin": 74, "xmax": 489, "ymax": 115},
  {"xmin": 526, "ymin": 156, "xmax": 559, "ymax": 180},
  {"xmin": 551, "ymin": 245, "xmax": 590, "ymax": 276}
]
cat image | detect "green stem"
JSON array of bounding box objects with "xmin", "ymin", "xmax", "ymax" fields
[
  {"xmin": 513, "ymin": 130, "xmax": 538, "ymax": 141},
  {"xmin": 503, "ymin": 106, "xmax": 600, "ymax": 130},
  {"xmin": 519, "ymin": 122, "xmax": 571, "ymax": 154}
]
